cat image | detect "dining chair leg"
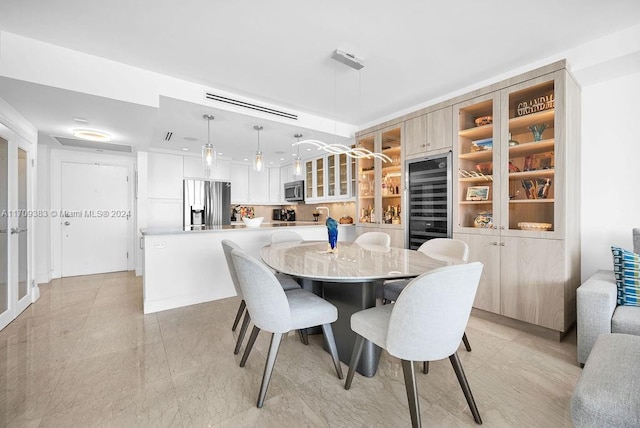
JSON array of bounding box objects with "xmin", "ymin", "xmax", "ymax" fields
[
  {"xmin": 298, "ymin": 329, "xmax": 309, "ymax": 345},
  {"xmin": 234, "ymin": 311, "xmax": 251, "ymax": 355},
  {"xmin": 232, "ymin": 300, "xmax": 246, "ymax": 331},
  {"xmin": 344, "ymin": 335, "xmax": 365, "ymax": 390},
  {"xmin": 401, "ymin": 359, "xmax": 421, "ymax": 428},
  {"xmin": 422, "ymin": 361, "xmax": 429, "ymax": 374},
  {"xmin": 321, "ymin": 323, "xmax": 343, "ymax": 379},
  {"xmin": 449, "ymin": 352, "xmax": 482, "ymax": 425},
  {"xmin": 462, "ymin": 332, "xmax": 472, "ymax": 352},
  {"xmin": 240, "ymin": 325, "xmax": 260, "ymax": 367},
  {"xmin": 257, "ymin": 332, "xmax": 283, "ymax": 408}
]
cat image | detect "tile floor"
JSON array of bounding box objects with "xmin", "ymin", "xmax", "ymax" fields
[{"xmin": 0, "ymin": 272, "xmax": 581, "ymax": 427}]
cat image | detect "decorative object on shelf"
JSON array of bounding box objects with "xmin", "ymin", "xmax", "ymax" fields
[
  {"xmin": 518, "ymin": 222, "xmax": 552, "ymax": 231},
  {"xmin": 202, "ymin": 114, "xmax": 216, "ymax": 178},
  {"xmin": 459, "ymin": 169, "xmax": 492, "ymax": 181},
  {"xmin": 466, "ymin": 186, "xmax": 490, "ymax": 201},
  {"xmin": 326, "ymin": 217, "xmax": 339, "ymax": 251},
  {"xmin": 474, "ymin": 116, "xmax": 493, "ymax": 126},
  {"xmin": 528, "ymin": 123, "xmax": 548, "ymax": 141},
  {"xmin": 339, "ymin": 215, "xmax": 353, "ymax": 224},
  {"xmin": 474, "ymin": 211, "xmax": 494, "ymax": 228},
  {"xmin": 470, "ymin": 137, "xmax": 493, "ymax": 151},
  {"xmin": 294, "ymin": 139, "xmax": 392, "ymax": 163},
  {"xmin": 523, "ymin": 155, "xmax": 534, "ymax": 171},
  {"xmin": 475, "ymin": 162, "xmax": 493, "ymax": 175},
  {"xmin": 508, "ymin": 161, "xmax": 521, "ymax": 173},
  {"xmin": 293, "ymin": 133, "xmax": 303, "ymax": 178},
  {"xmin": 516, "ymin": 93, "xmax": 554, "ymax": 117},
  {"xmin": 253, "ymin": 125, "xmax": 264, "ymax": 172},
  {"xmin": 313, "ymin": 211, "xmax": 320, "ymax": 222},
  {"xmin": 521, "ymin": 178, "xmax": 552, "ymax": 199}
]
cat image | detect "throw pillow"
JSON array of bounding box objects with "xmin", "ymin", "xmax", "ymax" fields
[{"xmin": 611, "ymin": 246, "xmax": 640, "ymax": 306}]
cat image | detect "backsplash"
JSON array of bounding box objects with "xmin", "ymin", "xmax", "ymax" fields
[{"xmin": 233, "ymin": 202, "xmax": 356, "ymax": 223}]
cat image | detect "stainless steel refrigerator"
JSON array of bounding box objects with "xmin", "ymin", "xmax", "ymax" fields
[
  {"xmin": 405, "ymin": 152, "xmax": 452, "ymax": 249},
  {"xmin": 183, "ymin": 179, "xmax": 231, "ymax": 228}
]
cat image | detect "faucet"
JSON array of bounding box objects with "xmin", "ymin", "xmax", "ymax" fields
[{"xmin": 316, "ymin": 206, "xmax": 330, "ymax": 220}]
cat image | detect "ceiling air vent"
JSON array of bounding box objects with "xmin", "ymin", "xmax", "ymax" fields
[
  {"xmin": 205, "ymin": 92, "xmax": 298, "ymax": 120},
  {"xmin": 53, "ymin": 136, "xmax": 132, "ymax": 153},
  {"xmin": 164, "ymin": 131, "xmax": 173, "ymax": 141}
]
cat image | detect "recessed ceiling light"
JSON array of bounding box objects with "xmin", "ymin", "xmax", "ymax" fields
[
  {"xmin": 182, "ymin": 147, "xmax": 189, "ymax": 151},
  {"xmin": 217, "ymin": 152, "xmax": 223, "ymax": 156},
  {"xmin": 279, "ymin": 158, "xmax": 284, "ymax": 161},
  {"xmin": 306, "ymin": 148, "xmax": 312, "ymax": 151},
  {"xmin": 269, "ymin": 161, "xmax": 274, "ymax": 165},
  {"xmin": 243, "ymin": 158, "xmax": 248, "ymax": 161},
  {"xmin": 71, "ymin": 128, "xmax": 111, "ymax": 142},
  {"xmin": 72, "ymin": 117, "xmax": 89, "ymax": 124}
]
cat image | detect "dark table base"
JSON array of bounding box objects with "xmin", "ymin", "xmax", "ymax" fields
[{"xmin": 299, "ymin": 278, "xmax": 382, "ymax": 377}]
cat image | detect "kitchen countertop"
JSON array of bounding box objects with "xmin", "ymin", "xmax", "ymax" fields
[{"xmin": 140, "ymin": 221, "xmax": 354, "ymax": 236}]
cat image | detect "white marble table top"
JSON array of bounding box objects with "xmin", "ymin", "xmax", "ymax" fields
[{"xmin": 260, "ymin": 241, "xmax": 447, "ymax": 283}]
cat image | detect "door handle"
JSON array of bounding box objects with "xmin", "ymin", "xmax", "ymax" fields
[
  {"xmin": 10, "ymin": 227, "xmax": 28, "ymax": 234},
  {"xmin": 0, "ymin": 229, "xmax": 6, "ymax": 233},
  {"xmin": 64, "ymin": 221, "xmax": 71, "ymax": 226}
]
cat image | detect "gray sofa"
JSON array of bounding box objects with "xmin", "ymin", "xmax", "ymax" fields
[{"xmin": 576, "ymin": 228, "xmax": 640, "ymax": 364}]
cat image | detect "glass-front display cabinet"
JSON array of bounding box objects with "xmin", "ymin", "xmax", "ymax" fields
[{"xmin": 356, "ymin": 126, "xmax": 402, "ymax": 225}]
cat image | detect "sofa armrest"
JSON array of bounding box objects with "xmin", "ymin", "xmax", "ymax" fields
[{"xmin": 576, "ymin": 270, "xmax": 618, "ymax": 364}]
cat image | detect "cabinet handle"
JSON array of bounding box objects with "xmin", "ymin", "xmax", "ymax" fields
[
  {"xmin": 500, "ymin": 226, "xmax": 505, "ymax": 230},
  {"xmin": 500, "ymin": 242, "xmax": 506, "ymax": 246},
  {"xmin": 421, "ymin": 144, "xmax": 426, "ymax": 148},
  {"xmin": 490, "ymin": 242, "xmax": 498, "ymax": 246}
]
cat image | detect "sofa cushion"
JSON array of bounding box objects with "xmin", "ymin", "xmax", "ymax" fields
[
  {"xmin": 611, "ymin": 246, "xmax": 640, "ymax": 306},
  {"xmin": 571, "ymin": 333, "xmax": 640, "ymax": 427},
  {"xmin": 612, "ymin": 305, "xmax": 640, "ymax": 335}
]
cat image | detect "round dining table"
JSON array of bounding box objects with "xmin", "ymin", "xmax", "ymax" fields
[{"xmin": 260, "ymin": 240, "xmax": 447, "ymax": 377}]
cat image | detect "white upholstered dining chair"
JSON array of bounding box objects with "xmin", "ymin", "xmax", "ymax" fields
[
  {"xmin": 221, "ymin": 239, "xmax": 302, "ymax": 355},
  {"xmin": 354, "ymin": 231, "xmax": 391, "ymax": 247},
  {"xmin": 382, "ymin": 238, "xmax": 472, "ymax": 373},
  {"xmin": 231, "ymin": 247, "xmax": 344, "ymax": 408},
  {"xmin": 345, "ymin": 262, "xmax": 484, "ymax": 427}
]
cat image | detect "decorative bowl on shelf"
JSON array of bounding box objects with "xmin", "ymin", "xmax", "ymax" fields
[
  {"xmin": 518, "ymin": 222, "xmax": 552, "ymax": 231},
  {"xmin": 475, "ymin": 162, "xmax": 493, "ymax": 175},
  {"xmin": 242, "ymin": 216, "xmax": 264, "ymax": 227},
  {"xmin": 474, "ymin": 116, "xmax": 493, "ymax": 127},
  {"xmin": 473, "ymin": 212, "xmax": 493, "ymax": 228}
]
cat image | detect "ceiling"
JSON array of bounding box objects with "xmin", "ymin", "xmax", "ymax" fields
[{"xmin": 0, "ymin": 1, "xmax": 639, "ymax": 164}]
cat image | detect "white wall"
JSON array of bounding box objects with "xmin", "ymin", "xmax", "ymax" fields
[
  {"xmin": 580, "ymin": 71, "xmax": 640, "ymax": 279},
  {"xmin": 35, "ymin": 144, "xmax": 51, "ymax": 283}
]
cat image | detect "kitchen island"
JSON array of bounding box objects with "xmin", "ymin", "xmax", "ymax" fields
[{"xmin": 140, "ymin": 222, "xmax": 355, "ymax": 314}]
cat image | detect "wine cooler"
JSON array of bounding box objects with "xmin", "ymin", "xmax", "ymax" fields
[{"xmin": 405, "ymin": 152, "xmax": 452, "ymax": 249}]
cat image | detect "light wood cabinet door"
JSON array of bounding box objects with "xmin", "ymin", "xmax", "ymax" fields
[
  {"xmin": 426, "ymin": 107, "xmax": 453, "ymax": 152},
  {"xmin": 455, "ymin": 232, "xmax": 501, "ymax": 313},
  {"xmin": 500, "ymin": 236, "xmax": 566, "ymax": 331},
  {"xmin": 404, "ymin": 115, "xmax": 427, "ymax": 157}
]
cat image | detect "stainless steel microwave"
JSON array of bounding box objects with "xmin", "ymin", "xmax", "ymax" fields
[{"xmin": 284, "ymin": 180, "xmax": 304, "ymax": 202}]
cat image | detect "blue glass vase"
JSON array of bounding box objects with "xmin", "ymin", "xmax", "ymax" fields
[
  {"xmin": 528, "ymin": 123, "xmax": 548, "ymax": 142},
  {"xmin": 326, "ymin": 217, "xmax": 338, "ymax": 250}
]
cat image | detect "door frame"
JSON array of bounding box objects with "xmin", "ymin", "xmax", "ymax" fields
[
  {"xmin": 50, "ymin": 150, "xmax": 136, "ymax": 279},
  {"xmin": 0, "ymin": 99, "xmax": 38, "ymax": 330}
]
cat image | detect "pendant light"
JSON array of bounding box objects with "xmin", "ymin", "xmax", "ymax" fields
[
  {"xmin": 253, "ymin": 125, "xmax": 264, "ymax": 172},
  {"xmin": 293, "ymin": 133, "xmax": 303, "ymax": 177},
  {"xmin": 202, "ymin": 114, "xmax": 216, "ymax": 177}
]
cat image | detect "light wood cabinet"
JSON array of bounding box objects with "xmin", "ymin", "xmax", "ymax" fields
[
  {"xmin": 453, "ymin": 67, "xmax": 580, "ymax": 334},
  {"xmin": 404, "ymin": 115, "xmax": 427, "ymax": 157},
  {"xmin": 404, "ymin": 107, "xmax": 453, "ymax": 159}
]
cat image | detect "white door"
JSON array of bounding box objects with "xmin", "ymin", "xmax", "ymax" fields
[
  {"xmin": 61, "ymin": 162, "xmax": 129, "ymax": 277},
  {"xmin": 0, "ymin": 139, "xmax": 33, "ymax": 330}
]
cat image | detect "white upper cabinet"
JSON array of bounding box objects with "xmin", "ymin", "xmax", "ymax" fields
[
  {"xmin": 183, "ymin": 156, "xmax": 231, "ymax": 181},
  {"xmin": 305, "ymin": 153, "xmax": 353, "ymax": 202},
  {"xmin": 230, "ymin": 163, "xmax": 250, "ymax": 203},
  {"xmin": 148, "ymin": 152, "xmax": 183, "ymax": 199}
]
